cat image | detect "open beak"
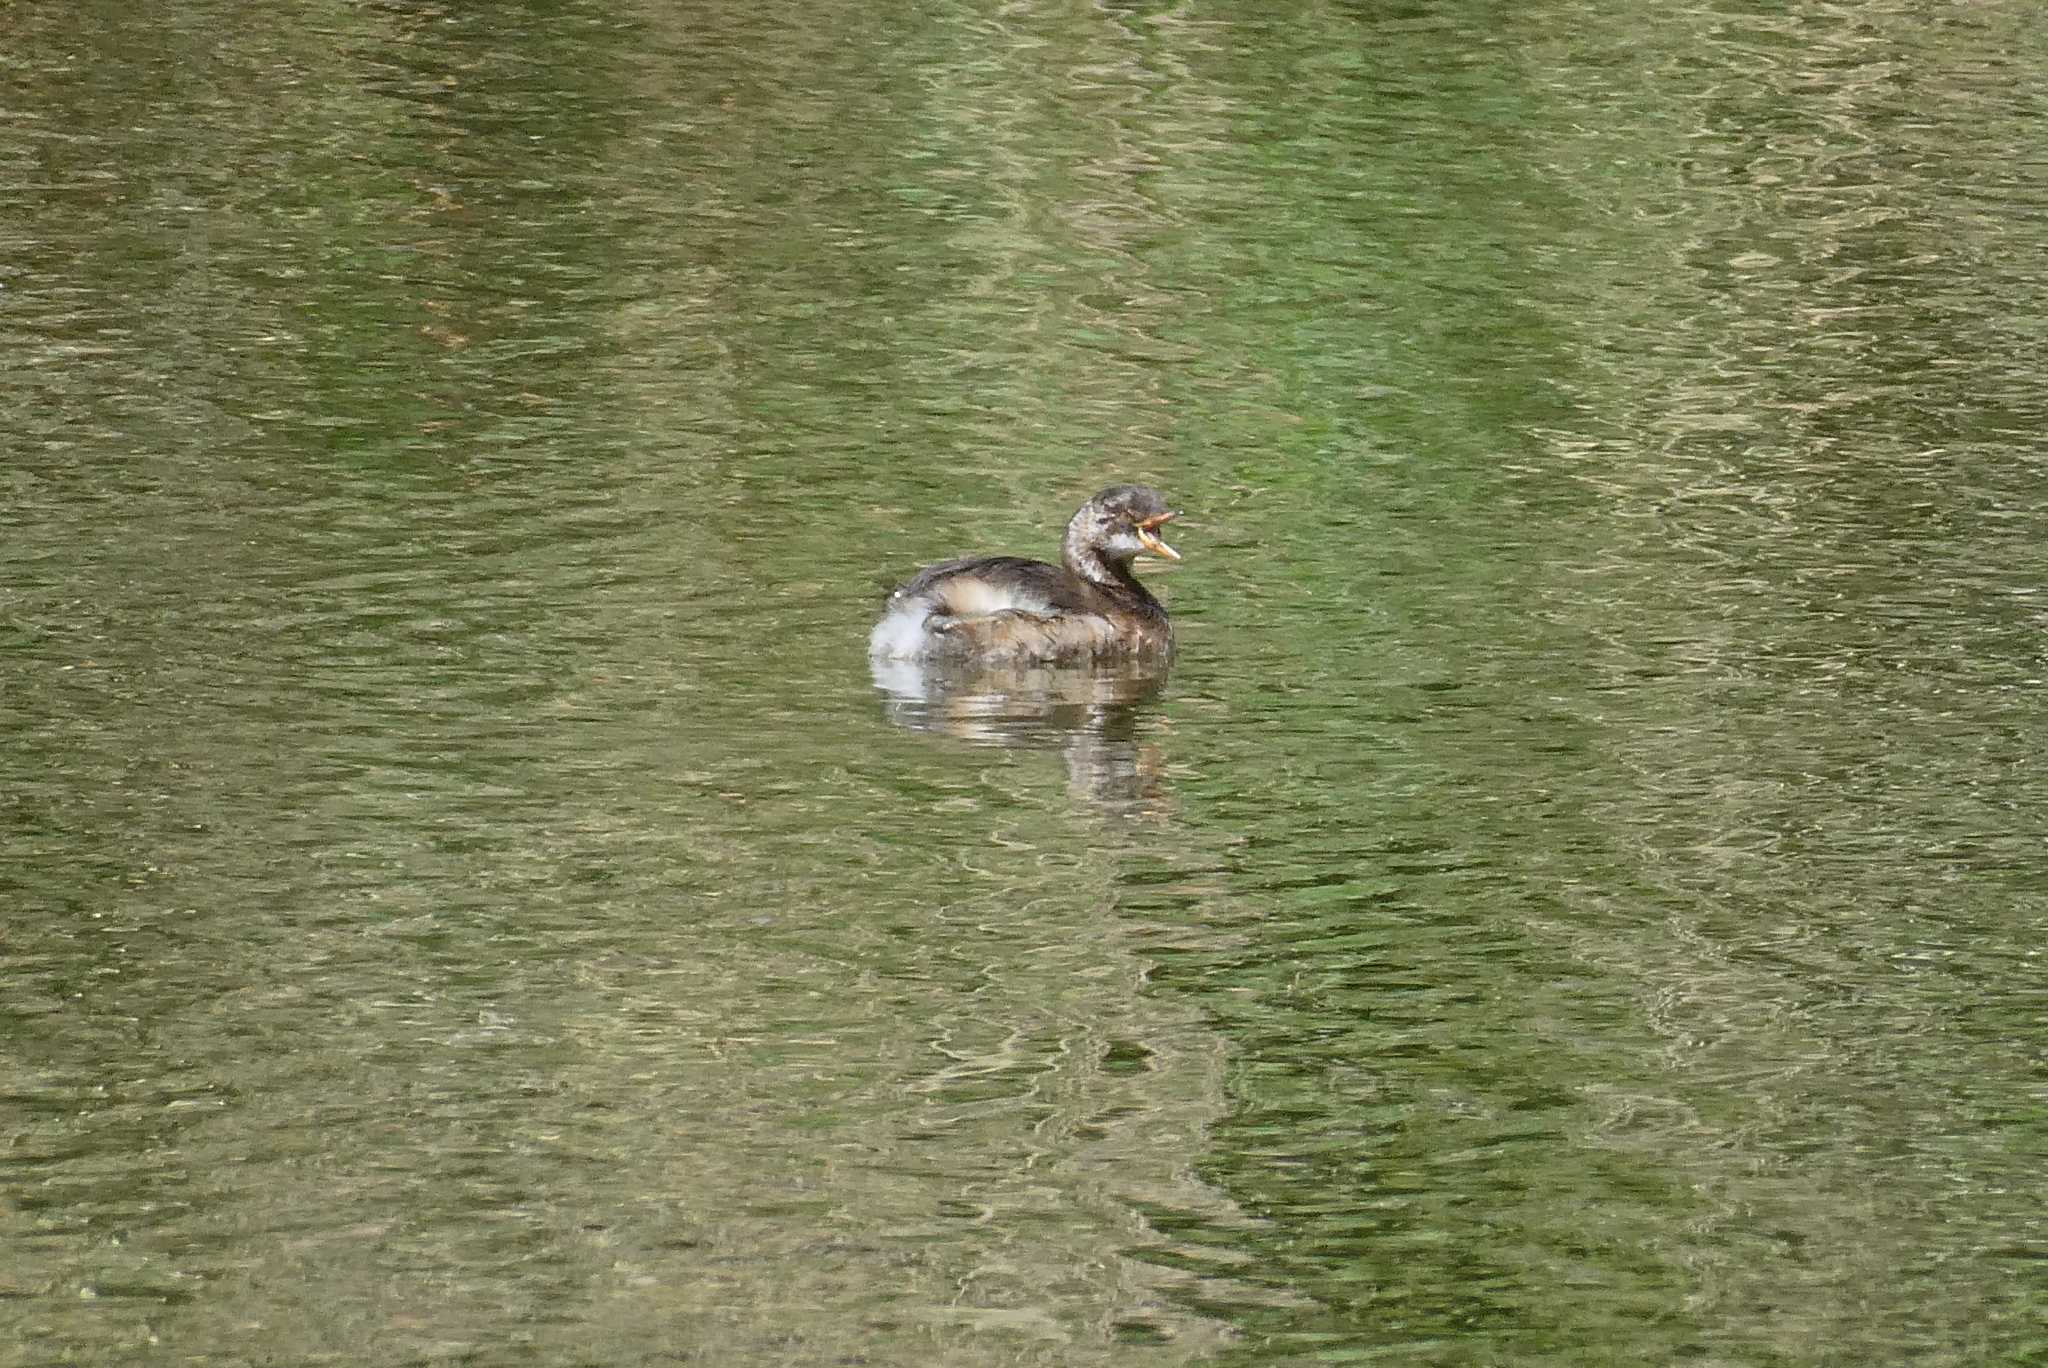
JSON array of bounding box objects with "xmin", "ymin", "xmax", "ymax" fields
[{"xmin": 1135, "ymin": 510, "xmax": 1181, "ymax": 561}]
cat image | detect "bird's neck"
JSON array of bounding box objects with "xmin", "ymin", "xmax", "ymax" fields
[
  {"xmin": 1065, "ymin": 542, "xmax": 1158, "ymax": 607},
  {"xmin": 1063, "ymin": 533, "xmax": 1118, "ymax": 586}
]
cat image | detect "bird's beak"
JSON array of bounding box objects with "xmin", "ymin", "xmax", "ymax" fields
[{"xmin": 1136, "ymin": 510, "xmax": 1181, "ymax": 561}]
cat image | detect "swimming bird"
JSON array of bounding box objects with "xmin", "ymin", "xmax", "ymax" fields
[{"xmin": 869, "ymin": 484, "xmax": 1181, "ymax": 664}]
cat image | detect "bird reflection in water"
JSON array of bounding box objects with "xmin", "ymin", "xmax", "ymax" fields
[
  {"xmin": 870, "ymin": 654, "xmax": 1173, "ymax": 811},
  {"xmin": 868, "ymin": 484, "xmax": 1186, "ymax": 809}
]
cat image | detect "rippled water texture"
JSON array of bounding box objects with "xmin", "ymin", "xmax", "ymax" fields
[{"xmin": 5, "ymin": 1, "xmax": 2045, "ymax": 1364}]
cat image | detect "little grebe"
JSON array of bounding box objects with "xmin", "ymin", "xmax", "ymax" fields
[{"xmin": 869, "ymin": 484, "xmax": 1181, "ymax": 664}]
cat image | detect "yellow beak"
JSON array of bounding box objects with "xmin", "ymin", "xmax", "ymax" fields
[{"xmin": 1135, "ymin": 510, "xmax": 1181, "ymax": 561}]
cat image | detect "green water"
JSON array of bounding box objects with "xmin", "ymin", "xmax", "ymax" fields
[{"xmin": 5, "ymin": 2, "xmax": 2045, "ymax": 1364}]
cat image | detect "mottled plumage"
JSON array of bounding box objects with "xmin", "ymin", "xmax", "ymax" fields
[{"xmin": 869, "ymin": 485, "xmax": 1181, "ymax": 664}]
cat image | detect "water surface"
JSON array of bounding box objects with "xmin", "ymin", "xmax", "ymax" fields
[{"xmin": 5, "ymin": 1, "xmax": 2045, "ymax": 1364}]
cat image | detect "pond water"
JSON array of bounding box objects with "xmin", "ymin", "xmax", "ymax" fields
[{"xmin": 5, "ymin": 2, "xmax": 2045, "ymax": 1364}]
